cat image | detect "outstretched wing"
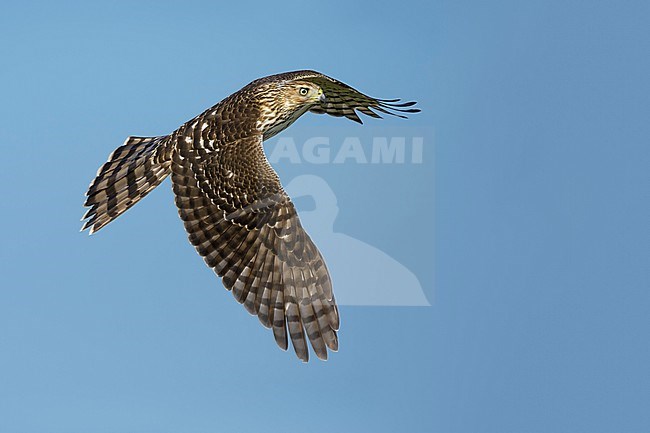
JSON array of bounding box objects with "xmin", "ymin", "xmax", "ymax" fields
[
  {"xmin": 171, "ymin": 128, "xmax": 339, "ymax": 361},
  {"xmin": 301, "ymin": 73, "xmax": 420, "ymax": 123}
]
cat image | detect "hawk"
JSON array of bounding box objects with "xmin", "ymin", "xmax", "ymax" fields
[{"xmin": 82, "ymin": 70, "xmax": 419, "ymax": 361}]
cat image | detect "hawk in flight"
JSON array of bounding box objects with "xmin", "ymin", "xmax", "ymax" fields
[{"xmin": 82, "ymin": 70, "xmax": 419, "ymax": 361}]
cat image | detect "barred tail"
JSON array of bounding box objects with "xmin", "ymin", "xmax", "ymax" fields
[{"xmin": 82, "ymin": 135, "xmax": 172, "ymax": 234}]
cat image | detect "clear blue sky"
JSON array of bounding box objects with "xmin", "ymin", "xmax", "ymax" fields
[{"xmin": 0, "ymin": 1, "xmax": 648, "ymax": 432}]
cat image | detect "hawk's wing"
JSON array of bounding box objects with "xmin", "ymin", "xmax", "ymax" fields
[
  {"xmin": 171, "ymin": 129, "xmax": 338, "ymax": 361},
  {"xmin": 302, "ymin": 73, "xmax": 420, "ymax": 123}
]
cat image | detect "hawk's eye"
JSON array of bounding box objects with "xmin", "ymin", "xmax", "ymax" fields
[{"xmin": 299, "ymin": 87, "xmax": 309, "ymax": 96}]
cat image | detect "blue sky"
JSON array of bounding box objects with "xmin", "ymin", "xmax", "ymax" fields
[{"xmin": 0, "ymin": 1, "xmax": 648, "ymax": 432}]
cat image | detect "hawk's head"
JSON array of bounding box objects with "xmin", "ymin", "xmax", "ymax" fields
[
  {"xmin": 280, "ymin": 80, "xmax": 326, "ymax": 107},
  {"xmin": 246, "ymin": 69, "xmax": 419, "ymax": 140},
  {"xmin": 255, "ymin": 80, "xmax": 325, "ymax": 140}
]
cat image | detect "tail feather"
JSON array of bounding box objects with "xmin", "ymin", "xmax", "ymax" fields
[{"xmin": 82, "ymin": 136, "xmax": 172, "ymax": 234}]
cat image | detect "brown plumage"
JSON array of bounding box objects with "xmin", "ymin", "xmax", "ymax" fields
[{"xmin": 82, "ymin": 70, "xmax": 419, "ymax": 361}]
